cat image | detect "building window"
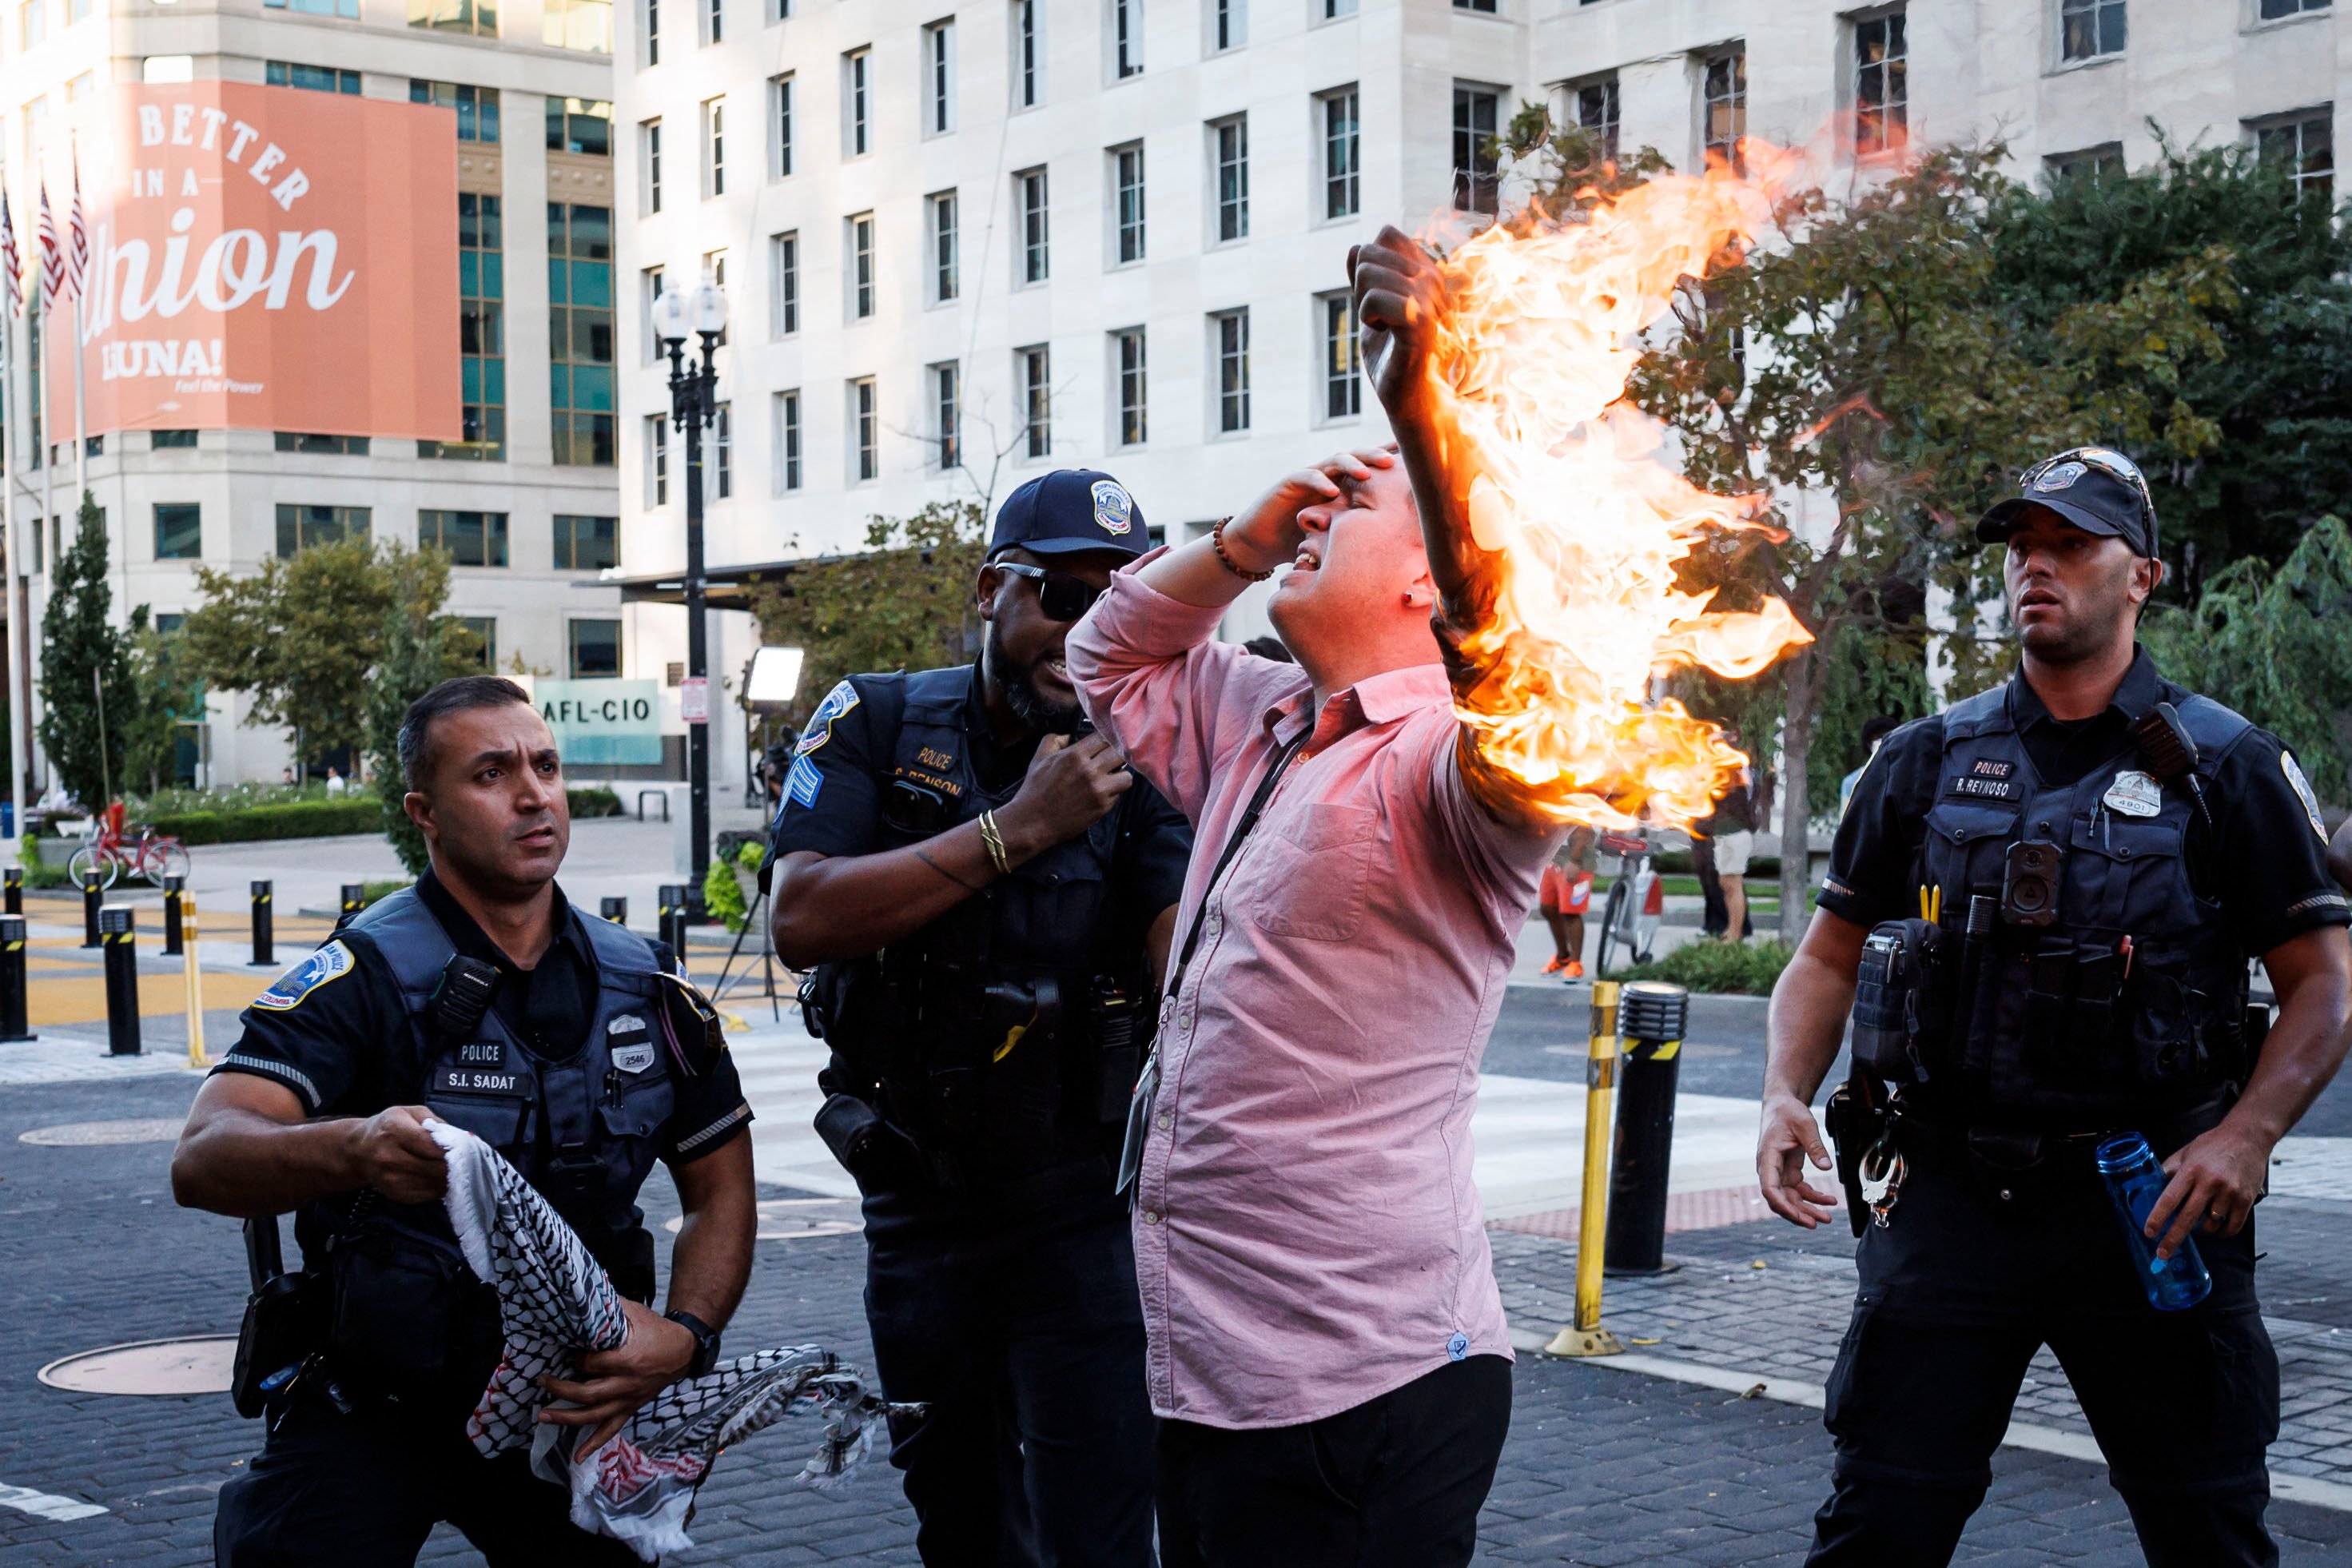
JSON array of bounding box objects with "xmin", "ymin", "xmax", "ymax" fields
[
  {"xmin": 1702, "ymin": 48, "xmax": 1744, "ymax": 169},
  {"xmin": 543, "ymin": 0, "xmax": 613, "ymax": 50},
  {"xmin": 1114, "ymin": 328, "xmax": 1146, "ymax": 446},
  {"xmin": 926, "ymin": 20, "xmax": 956, "ymax": 132},
  {"xmin": 550, "ymin": 202, "xmax": 616, "ymax": 466},
  {"xmin": 1320, "ymin": 292, "xmax": 1359, "ymax": 420},
  {"xmin": 18, "ymin": 0, "xmax": 41, "ymax": 47},
  {"xmin": 770, "ymin": 232, "xmax": 800, "ymax": 336},
  {"xmin": 274, "ymin": 432, "xmax": 372, "ymax": 454},
  {"xmin": 712, "ymin": 402, "xmax": 733, "ymax": 499},
  {"xmin": 1572, "ymin": 75, "xmax": 1618, "ymax": 161},
  {"xmin": 703, "ymin": 0, "xmax": 722, "ymax": 43},
  {"xmin": 1213, "ymin": 308, "xmax": 1249, "ymax": 433},
  {"xmin": 275, "ymin": 504, "xmax": 371, "ymax": 557},
  {"xmin": 1112, "ymin": 0, "xmax": 1140, "ymax": 78},
  {"xmin": 852, "ymin": 378, "xmax": 879, "ymax": 481},
  {"xmin": 265, "ymin": 61, "xmax": 361, "ymax": 94},
  {"xmin": 845, "ymin": 48, "xmax": 871, "ymax": 157},
  {"xmin": 408, "ymin": 0, "xmax": 495, "ymax": 34},
  {"xmin": 769, "ymin": 74, "xmax": 794, "ymax": 176},
  {"xmin": 774, "ymin": 389, "xmax": 803, "ymax": 491},
  {"xmin": 702, "ymin": 98, "xmax": 726, "ymax": 196},
  {"xmin": 1323, "ymin": 0, "xmax": 1355, "ymax": 15},
  {"xmin": 642, "ymin": 120, "xmax": 663, "ymax": 213},
  {"xmin": 1018, "ymin": 167, "xmax": 1050, "ymax": 283},
  {"xmin": 646, "ymin": 416, "xmax": 670, "ymax": 504},
  {"xmin": 1019, "ymin": 346, "xmax": 1051, "ymax": 458},
  {"xmin": 422, "ymin": 192, "xmax": 505, "ymax": 460},
  {"xmin": 1854, "ymin": 10, "xmax": 1908, "ymax": 157},
  {"xmin": 1014, "ymin": 0, "xmax": 1040, "ymax": 107},
  {"xmin": 569, "ymin": 619, "xmax": 622, "ymax": 679},
  {"xmin": 2255, "ymin": 110, "xmax": 2335, "ymax": 203},
  {"xmin": 419, "ymin": 510, "xmax": 511, "ymax": 567},
  {"xmin": 547, "ymin": 97, "xmax": 614, "ymax": 154},
  {"xmin": 2260, "ymin": 0, "xmax": 2328, "ymax": 17},
  {"xmin": 641, "ymin": 266, "xmax": 665, "ymax": 360},
  {"xmin": 153, "ymin": 503, "xmax": 201, "ymax": 561},
  {"xmin": 2059, "ymin": 0, "xmax": 2123, "ymax": 61},
  {"xmin": 1213, "ymin": 0, "xmax": 1242, "ymax": 49},
  {"xmin": 459, "ymin": 618, "xmax": 497, "ymax": 669},
  {"xmin": 1454, "ymin": 0, "xmax": 1494, "ymax": 11},
  {"xmin": 642, "ymin": 0, "xmax": 659, "ymax": 62},
  {"xmin": 2046, "ymin": 143, "xmax": 2124, "ymax": 181},
  {"xmin": 1213, "ymin": 116, "xmax": 1248, "ymax": 242},
  {"xmin": 151, "ymin": 429, "xmax": 197, "ymax": 449},
  {"xmin": 850, "ymin": 213, "xmax": 877, "ymax": 318},
  {"xmin": 1112, "ymin": 144, "xmax": 1146, "ymax": 263},
  {"xmin": 933, "ymin": 363, "xmax": 961, "ymax": 468},
  {"xmin": 1454, "ymin": 84, "xmax": 1501, "ymax": 212},
  {"xmin": 265, "ymin": 0, "xmax": 362, "ymax": 18},
  {"xmin": 553, "ymin": 514, "xmax": 620, "ymax": 570},
  {"xmin": 1320, "ymin": 87, "xmax": 1359, "ymax": 220},
  {"xmin": 930, "ymin": 192, "xmax": 960, "ymax": 300},
  {"xmin": 410, "ymin": 81, "xmax": 499, "ymax": 141}
]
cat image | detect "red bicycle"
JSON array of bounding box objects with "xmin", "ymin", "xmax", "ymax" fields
[{"xmin": 68, "ymin": 807, "xmax": 192, "ymax": 891}]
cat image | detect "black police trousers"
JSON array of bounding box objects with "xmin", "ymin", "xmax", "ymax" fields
[
  {"xmin": 862, "ymin": 1168, "xmax": 1156, "ymax": 1568},
  {"xmin": 214, "ymin": 1392, "xmax": 642, "ymax": 1568},
  {"xmin": 1808, "ymin": 1144, "xmax": 2280, "ymax": 1567},
  {"xmin": 1156, "ymin": 1353, "xmax": 1512, "ymax": 1568}
]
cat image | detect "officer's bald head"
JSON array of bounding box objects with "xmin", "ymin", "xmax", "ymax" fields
[{"xmin": 399, "ymin": 676, "xmax": 537, "ymax": 795}]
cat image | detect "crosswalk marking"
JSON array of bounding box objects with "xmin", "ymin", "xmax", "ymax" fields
[{"xmin": 0, "ymin": 1482, "xmax": 109, "ymax": 1522}]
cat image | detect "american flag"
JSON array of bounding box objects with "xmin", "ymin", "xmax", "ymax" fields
[
  {"xmin": 0, "ymin": 191, "xmax": 21, "ymax": 318},
  {"xmin": 34, "ymin": 185, "xmax": 62, "ymax": 311},
  {"xmin": 66, "ymin": 158, "xmax": 86, "ymax": 300}
]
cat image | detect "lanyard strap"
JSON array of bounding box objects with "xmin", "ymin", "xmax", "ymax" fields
[{"xmin": 1165, "ymin": 729, "xmax": 1310, "ymax": 1001}]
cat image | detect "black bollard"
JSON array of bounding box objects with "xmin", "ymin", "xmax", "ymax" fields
[
  {"xmin": 0, "ymin": 913, "xmax": 34, "ymax": 1042},
  {"xmin": 4, "ymin": 865, "xmax": 21, "ymax": 916},
  {"xmin": 659, "ymin": 884, "xmax": 688, "ymax": 962},
  {"xmin": 163, "ymin": 874, "xmax": 186, "ymax": 956},
  {"xmin": 250, "ymin": 880, "xmax": 275, "ymax": 968},
  {"xmin": 339, "ymin": 883, "xmax": 365, "ymax": 929},
  {"xmin": 600, "ymin": 896, "xmax": 628, "ymax": 927},
  {"xmin": 82, "ymin": 871, "xmax": 103, "ymax": 949},
  {"xmin": 1604, "ymin": 980, "xmax": 1690, "ymax": 1276},
  {"xmin": 101, "ymin": 905, "xmax": 141, "ymax": 1057}
]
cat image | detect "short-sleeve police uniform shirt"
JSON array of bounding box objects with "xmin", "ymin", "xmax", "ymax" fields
[
  {"xmin": 1824, "ymin": 647, "xmax": 2351, "ymax": 958},
  {"xmin": 213, "ymin": 870, "xmax": 753, "ymax": 1166},
  {"xmin": 771, "ymin": 666, "xmax": 1194, "ymax": 952}
]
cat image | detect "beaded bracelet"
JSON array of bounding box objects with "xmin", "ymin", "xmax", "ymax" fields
[{"xmin": 1212, "ymin": 516, "xmax": 1275, "ymax": 583}]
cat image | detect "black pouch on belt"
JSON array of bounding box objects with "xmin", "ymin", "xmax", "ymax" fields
[{"xmin": 1853, "ymin": 918, "xmax": 1940, "ymax": 1082}]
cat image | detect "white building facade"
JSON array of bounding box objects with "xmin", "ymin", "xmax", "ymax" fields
[
  {"xmin": 618, "ymin": 0, "xmax": 2338, "ymax": 655},
  {"xmin": 0, "ymin": 0, "xmax": 640, "ymax": 788}
]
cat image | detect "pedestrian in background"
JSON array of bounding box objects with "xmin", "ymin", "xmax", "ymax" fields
[
  {"xmin": 324, "ymin": 766, "xmax": 348, "ymax": 798},
  {"xmin": 1539, "ymin": 825, "xmax": 1596, "ymax": 978},
  {"xmin": 1838, "ymin": 714, "xmax": 1901, "ymax": 822},
  {"xmin": 770, "ymin": 470, "xmax": 1192, "ymax": 1568},
  {"xmin": 1065, "ymin": 227, "xmax": 1566, "ymax": 1568},
  {"xmin": 1701, "ymin": 761, "xmax": 1756, "ymax": 942}
]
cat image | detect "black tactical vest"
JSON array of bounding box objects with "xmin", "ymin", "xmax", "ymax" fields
[
  {"xmin": 1893, "ymin": 681, "xmax": 2253, "ymax": 1127},
  {"xmin": 810, "ymin": 665, "xmax": 1139, "ymax": 1174}
]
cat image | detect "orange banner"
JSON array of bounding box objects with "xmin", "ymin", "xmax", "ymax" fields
[{"xmin": 45, "ymin": 83, "xmax": 460, "ymax": 439}]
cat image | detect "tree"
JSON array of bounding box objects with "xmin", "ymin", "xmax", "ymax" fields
[
  {"xmin": 123, "ymin": 608, "xmax": 207, "ymax": 798},
  {"xmin": 361, "ymin": 546, "xmax": 482, "ymax": 874},
  {"xmin": 38, "ymin": 491, "xmax": 133, "ymax": 808},
  {"xmin": 742, "ymin": 501, "xmax": 987, "ymax": 727}
]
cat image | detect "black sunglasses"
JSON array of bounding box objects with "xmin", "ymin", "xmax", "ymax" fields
[{"xmin": 993, "ymin": 562, "xmax": 1104, "ymax": 623}]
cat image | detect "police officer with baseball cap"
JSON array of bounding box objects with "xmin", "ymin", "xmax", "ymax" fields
[
  {"xmin": 1757, "ymin": 446, "xmax": 2352, "ymax": 1566},
  {"xmin": 770, "ymin": 469, "xmax": 1193, "ymax": 1566}
]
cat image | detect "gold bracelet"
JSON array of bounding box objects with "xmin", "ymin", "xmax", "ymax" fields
[
  {"xmin": 978, "ymin": 810, "xmax": 1013, "ymax": 875},
  {"xmin": 1212, "ymin": 516, "xmax": 1275, "ymax": 583}
]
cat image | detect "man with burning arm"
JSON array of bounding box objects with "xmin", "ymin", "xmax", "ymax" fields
[{"xmin": 1060, "ymin": 228, "xmax": 1562, "ymax": 1568}]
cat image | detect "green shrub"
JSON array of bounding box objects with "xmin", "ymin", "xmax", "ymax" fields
[
  {"xmin": 360, "ymin": 878, "xmax": 413, "ymax": 906},
  {"xmin": 1618, "ymin": 937, "xmax": 1796, "ymax": 996},
  {"xmin": 702, "ymin": 840, "xmax": 766, "ymax": 933},
  {"xmin": 18, "ymin": 833, "xmax": 69, "ymax": 889},
  {"xmin": 145, "ymin": 798, "xmax": 384, "ymax": 846},
  {"xmin": 567, "ymin": 786, "xmax": 622, "ymax": 819}
]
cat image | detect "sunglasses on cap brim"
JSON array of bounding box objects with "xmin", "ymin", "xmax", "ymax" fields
[
  {"xmin": 2020, "ymin": 446, "xmax": 2159, "ymax": 539},
  {"xmin": 993, "ymin": 562, "xmax": 1105, "ymax": 623}
]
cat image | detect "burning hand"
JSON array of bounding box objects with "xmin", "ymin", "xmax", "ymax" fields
[{"xmin": 1349, "ymin": 229, "xmax": 1447, "ymax": 423}]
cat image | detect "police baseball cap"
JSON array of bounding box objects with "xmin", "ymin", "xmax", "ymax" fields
[
  {"xmin": 989, "ymin": 470, "xmax": 1148, "ymax": 560},
  {"xmin": 1976, "ymin": 446, "xmax": 2159, "ymax": 559}
]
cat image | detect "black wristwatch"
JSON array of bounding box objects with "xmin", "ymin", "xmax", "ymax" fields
[{"xmin": 664, "ymin": 1310, "xmax": 722, "ymax": 1377}]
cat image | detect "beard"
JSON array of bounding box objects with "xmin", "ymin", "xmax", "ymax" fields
[{"xmin": 985, "ymin": 619, "xmax": 1084, "ymax": 735}]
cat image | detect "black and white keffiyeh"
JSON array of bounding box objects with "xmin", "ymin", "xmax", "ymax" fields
[{"xmin": 427, "ymin": 1120, "xmax": 897, "ymax": 1560}]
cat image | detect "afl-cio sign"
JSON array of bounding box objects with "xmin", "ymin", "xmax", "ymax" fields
[{"xmin": 538, "ymin": 679, "xmax": 663, "ymax": 766}]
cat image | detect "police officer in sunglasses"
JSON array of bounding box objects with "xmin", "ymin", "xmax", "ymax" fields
[
  {"xmin": 770, "ymin": 469, "xmax": 1192, "ymax": 1567},
  {"xmin": 1761, "ymin": 446, "xmax": 2352, "ymax": 1566}
]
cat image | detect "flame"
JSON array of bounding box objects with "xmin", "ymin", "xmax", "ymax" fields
[{"xmin": 1427, "ymin": 157, "xmax": 1813, "ymax": 830}]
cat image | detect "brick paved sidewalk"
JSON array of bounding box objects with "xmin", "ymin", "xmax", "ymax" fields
[{"xmin": 4, "ymin": 1073, "xmax": 2351, "ymax": 1565}]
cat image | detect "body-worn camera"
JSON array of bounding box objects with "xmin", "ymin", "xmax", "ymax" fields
[{"xmin": 2001, "ymin": 841, "xmax": 2062, "ymax": 927}]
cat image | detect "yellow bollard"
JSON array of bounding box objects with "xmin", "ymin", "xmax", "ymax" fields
[
  {"xmin": 1546, "ymin": 978, "xmax": 1624, "ymax": 1358},
  {"xmin": 183, "ymin": 891, "xmax": 209, "ymax": 1069}
]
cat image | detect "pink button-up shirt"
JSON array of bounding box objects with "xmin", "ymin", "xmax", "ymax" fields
[{"xmin": 1067, "ymin": 558, "xmax": 1558, "ymax": 1430}]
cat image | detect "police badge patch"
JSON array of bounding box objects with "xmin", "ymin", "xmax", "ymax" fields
[
  {"xmin": 253, "ymin": 940, "xmax": 356, "ymax": 1012},
  {"xmin": 2283, "ymin": 750, "xmax": 2327, "ymax": 841},
  {"xmin": 2034, "ymin": 461, "xmax": 2088, "ymax": 493},
  {"xmin": 794, "ymin": 680, "xmax": 860, "ymax": 758},
  {"xmin": 1091, "ymin": 480, "xmax": 1134, "ymax": 535}
]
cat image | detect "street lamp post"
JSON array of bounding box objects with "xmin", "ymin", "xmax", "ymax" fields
[{"xmin": 655, "ymin": 272, "xmax": 730, "ymax": 917}]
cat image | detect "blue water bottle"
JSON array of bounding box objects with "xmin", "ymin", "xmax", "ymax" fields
[{"xmin": 2095, "ymin": 1132, "xmax": 2213, "ymax": 1311}]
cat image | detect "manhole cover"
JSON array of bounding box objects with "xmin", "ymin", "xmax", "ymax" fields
[
  {"xmin": 664, "ymin": 1197, "xmax": 860, "ymax": 1241},
  {"xmin": 39, "ymin": 1335, "xmax": 237, "ymax": 1395},
  {"xmin": 20, "ymin": 1119, "xmax": 185, "ymax": 1147}
]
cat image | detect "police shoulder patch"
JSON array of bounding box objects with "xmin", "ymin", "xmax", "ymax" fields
[
  {"xmin": 794, "ymin": 680, "xmax": 861, "ymax": 758},
  {"xmin": 2283, "ymin": 750, "xmax": 2327, "ymax": 841},
  {"xmin": 253, "ymin": 940, "xmax": 356, "ymax": 1013}
]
